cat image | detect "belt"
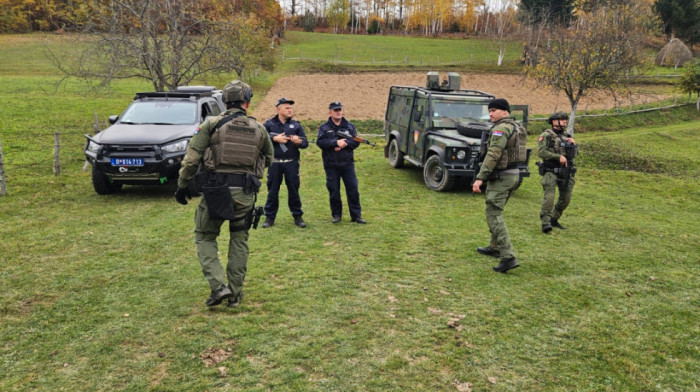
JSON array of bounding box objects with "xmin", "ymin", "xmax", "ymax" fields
[{"xmin": 274, "ymin": 159, "xmax": 296, "ymax": 163}]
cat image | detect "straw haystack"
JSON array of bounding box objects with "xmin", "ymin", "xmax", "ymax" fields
[{"xmin": 656, "ymin": 38, "xmax": 693, "ymax": 68}]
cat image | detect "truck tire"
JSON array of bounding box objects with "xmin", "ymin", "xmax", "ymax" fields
[
  {"xmin": 423, "ymin": 154, "xmax": 455, "ymax": 192},
  {"xmin": 91, "ymin": 167, "xmax": 121, "ymax": 195},
  {"xmin": 388, "ymin": 138, "xmax": 405, "ymax": 168}
]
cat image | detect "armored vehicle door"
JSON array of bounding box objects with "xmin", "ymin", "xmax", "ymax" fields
[{"xmin": 409, "ymin": 92, "xmax": 429, "ymax": 160}]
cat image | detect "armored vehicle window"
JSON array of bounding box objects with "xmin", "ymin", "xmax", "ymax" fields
[
  {"xmin": 431, "ymin": 100, "xmax": 489, "ymax": 125},
  {"xmin": 120, "ymin": 101, "xmax": 197, "ymax": 125}
]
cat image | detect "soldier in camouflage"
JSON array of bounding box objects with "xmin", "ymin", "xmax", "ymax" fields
[
  {"xmin": 538, "ymin": 111, "xmax": 577, "ymax": 233},
  {"xmin": 472, "ymin": 98, "xmax": 523, "ymax": 273},
  {"xmin": 175, "ymin": 80, "xmax": 273, "ymax": 308}
]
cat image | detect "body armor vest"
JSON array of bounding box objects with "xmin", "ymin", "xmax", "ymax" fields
[
  {"xmin": 545, "ymin": 129, "xmax": 578, "ymax": 159},
  {"xmin": 496, "ymin": 119, "xmax": 528, "ymax": 169},
  {"xmin": 203, "ymin": 115, "xmax": 266, "ymax": 178}
]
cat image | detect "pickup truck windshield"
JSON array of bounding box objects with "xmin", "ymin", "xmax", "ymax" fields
[
  {"xmin": 120, "ymin": 101, "xmax": 197, "ymax": 125},
  {"xmin": 431, "ymin": 99, "xmax": 490, "ymax": 126}
]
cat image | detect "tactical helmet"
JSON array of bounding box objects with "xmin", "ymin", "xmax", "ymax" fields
[
  {"xmin": 223, "ymin": 80, "xmax": 253, "ymax": 103},
  {"xmin": 548, "ymin": 111, "xmax": 569, "ymax": 125}
]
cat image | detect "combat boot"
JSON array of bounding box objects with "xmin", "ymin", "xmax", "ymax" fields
[
  {"xmin": 227, "ymin": 291, "xmax": 243, "ymax": 308},
  {"xmin": 493, "ymin": 257, "xmax": 519, "ymax": 273},
  {"xmin": 294, "ymin": 216, "xmax": 307, "ymax": 228},
  {"xmin": 551, "ymin": 219, "xmax": 566, "ymax": 229},
  {"xmin": 542, "ymin": 223, "xmax": 553, "ymax": 233},
  {"xmin": 206, "ymin": 286, "xmax": 232, "ymax": 307},
  {"xmin": 262, "ymin": 217, "xmax": 274, "ymax": 228},
  {"xmin": 476, "ymin": 246, "xmax": 500, "ymax": 258}
]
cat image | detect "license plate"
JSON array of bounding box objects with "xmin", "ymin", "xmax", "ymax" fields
[{"xmin": 111, "ymin": 158, "xmax": 144, "ymax": 167}]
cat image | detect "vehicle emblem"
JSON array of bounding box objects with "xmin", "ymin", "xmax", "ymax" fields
[
  {"xmin": 119, "ymin": 166, "xmax": 129, "ymax": 173},
  {"xmin": 414, "ymin": 130, "xmax": 419, "ymax": 144}
]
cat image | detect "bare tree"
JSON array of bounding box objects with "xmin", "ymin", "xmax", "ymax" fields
[
  {"xmin": 48, "ymin": 0, "xmax": 276, "ymax": 91},
  {"xmin": 526, "ymin": 4, "xmax": 650, "ymax": 133}
]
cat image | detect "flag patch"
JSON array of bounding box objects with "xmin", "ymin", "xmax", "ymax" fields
[{"xmin": 492, "ymin": 130, "xmax": 503, "ymax": 137}]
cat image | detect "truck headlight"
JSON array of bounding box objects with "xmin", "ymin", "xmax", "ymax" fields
[
  {"xmin": 161, "ymin": 140, "xmax": 188, "ymax": 153},
  {"xmin": 456, "ymin": 150, "xmax": 466, "ymax": 160},
  {"xmin": 86, "ymin": 141, "xmax": 100, "ymax": 153}
]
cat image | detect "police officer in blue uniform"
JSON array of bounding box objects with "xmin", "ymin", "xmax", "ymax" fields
[
  {"xmin": 261, "ymin": 98, "xmax": 309, "ymax": 228},
  {"xmin": 316, "ymin": 101, "xmax": 365, "ymax": 224}
]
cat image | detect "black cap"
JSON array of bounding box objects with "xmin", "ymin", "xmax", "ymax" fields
[
  {"xmin": 329, "ymin": 101, "xmax": 343, "ymax": 110},
  {"xmin": 276, "ymin": 97, "xmax": 295, "ymax": 107},
  {"xmin": 488, "ymin": 98, "xmax": 510, "ymax": 112}
]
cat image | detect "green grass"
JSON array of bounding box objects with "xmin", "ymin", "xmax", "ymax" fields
[
  {"xmin": 278, "ymin": 31, "xmax": 525, "ymax": 74},
  {"xmin": 1, "ymin": 32, "xmax": 700, "ymax": 391}
]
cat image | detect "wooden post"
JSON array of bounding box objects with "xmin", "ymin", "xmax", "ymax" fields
[
  {"xmin": 0, "ymin": 139, "xmax": 6, "ymax": 196},
  {"xmin": 54, "ymin": 132, "xmax": 60, "ymax": 176}
]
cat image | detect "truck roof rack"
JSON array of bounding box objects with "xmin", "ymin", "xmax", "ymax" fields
[{"xmin": 133, "ymin": 91, "xmax": 214, "ymax": 100}]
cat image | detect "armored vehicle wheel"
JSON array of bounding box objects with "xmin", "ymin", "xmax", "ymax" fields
[
  {"xmin": 423, "ymin": 154, "xmax": 455, "ymax": 192},
  {"xmin": 388, "ymin": 138, "xmax": 405, "ymax": 168},
  {"xmin": 91, "ymin": 167, "xmax": 122, "ymax": 195}
]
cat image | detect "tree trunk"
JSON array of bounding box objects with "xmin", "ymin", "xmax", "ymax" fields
[{"xmin": 568, "ymin": 100, "xmax": 578, "ymax": 135}]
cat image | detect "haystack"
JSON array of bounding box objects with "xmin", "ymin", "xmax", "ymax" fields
[{"xmin": 656, "ymin": 38, "xmax": 693, "ymax": 68}]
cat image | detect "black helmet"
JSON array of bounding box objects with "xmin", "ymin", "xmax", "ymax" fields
[
  {"xmin": 223, "ymin": 80, "xmax": 253, "ymax": 103},
  {"xmin": 548, "ymin": 111, "xmax": 569, "ymax": 125}
]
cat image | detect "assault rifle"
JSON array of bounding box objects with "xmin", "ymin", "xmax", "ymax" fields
[
  {"xmin": 337, "ymin": 131, "xmax": 376, "ymax": 147},
  {"xmin": 269, "ymin": 133, "xmax": 308, "ymax": 153}
]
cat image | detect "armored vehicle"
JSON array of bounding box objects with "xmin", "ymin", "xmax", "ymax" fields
[
  {"xmin": 84, "ymin": 86, "xmax": 225, "ymax": 194},
  {"xmin": 383, "ymin": 72, "xmax": 531, "ymax": 191}
]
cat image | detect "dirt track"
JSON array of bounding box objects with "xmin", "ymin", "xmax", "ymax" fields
[{"xmin": 251, "ymin": 72, "xmax": 670, "ymax": 121}]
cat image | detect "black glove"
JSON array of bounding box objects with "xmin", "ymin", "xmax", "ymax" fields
[{"xmin": 174, "ymin": 187, "xmax": 192, "ymax": 205}]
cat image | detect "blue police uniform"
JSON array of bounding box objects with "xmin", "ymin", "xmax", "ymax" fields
[
  {"xmin": 263, "ymin": 115, "xmax": 309, "ymax": 221},
  {"xmin": 316, "ymin": 117, "xmax": 363, "ymax": 221}
]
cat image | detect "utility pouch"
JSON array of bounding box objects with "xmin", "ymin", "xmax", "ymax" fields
[
  {"xmin": 202, "ymin": 184, "xmax": 235, "ymax": 220},
  {"xmin": 243, "ymin": 173, "xmax": 262, "ymax": 194}
]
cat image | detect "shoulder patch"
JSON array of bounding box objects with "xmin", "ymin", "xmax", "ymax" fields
[
  {"xmin": 538, "ymin": 136, "xmax": 543, "ymax": 142},
  {"xmin": 195, "ymin": 127, "xmax": 200, "ymax": 134},
  {"xmin": 492, "ymin": 130, "xmax": 503, "ymax": 137}
]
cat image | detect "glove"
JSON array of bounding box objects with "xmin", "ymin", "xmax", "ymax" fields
[{"xmin": 174, "ymin": 187, "xmax": 192, "ymax": 205}]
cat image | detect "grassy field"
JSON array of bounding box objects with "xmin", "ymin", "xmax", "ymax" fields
[{"xmin": 1, "ymin": 33, "xmax": 699, "ymax": 391}]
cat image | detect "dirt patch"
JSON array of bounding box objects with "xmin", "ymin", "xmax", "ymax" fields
[{"xmin": 251, "ymin": 72, "xmax": 670, "ymax": 121}]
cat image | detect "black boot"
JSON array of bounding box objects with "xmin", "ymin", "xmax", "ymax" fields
[
  {"xmin": 294, "ymin": 216, "xmax": 307, "ymax": 228},
  {"xmin": 206, "ymin": 286, "xmax": 232, "ymax": 307},
  {"xmin": 542, "ymin": 223, "xmax": 553, "ymax": 233},
  {"xmin": 262, "ymin": 217, "xmax": 274, "ymax": 228},
  {"xmin": 551, "ymin": 219, "xmax": 566, "ymax": 229},
  {"xmin": 493, "ymin": 257, "xmax": 519, "ymax": 273},
  {"xmin": 227, "ymin": 291, "xmax": 243, "ymax": 308}
]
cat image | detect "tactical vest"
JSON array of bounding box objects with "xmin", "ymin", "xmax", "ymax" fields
[
  {"xmin": 545, "ymin": 129, "xmax": 578, "ymax": 159},
  {"xmin": 203, "ymin": 114, "xmax": 266, "ymax": 178},
  {"xmin": 496, "ymin": 119, "xmax": 528, "ymax": 169}
]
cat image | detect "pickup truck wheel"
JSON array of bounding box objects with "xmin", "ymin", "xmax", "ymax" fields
[
  {"xmin": 423, "ymin": 154, "xmax": 455, "ymax": 192},
  {"xmin": 91, "ymin": 167, "xmax": 121, "ymax": 195},
  {"xmin": 388, "ymin": 138, "xmax": 404, "ymax": 168}
]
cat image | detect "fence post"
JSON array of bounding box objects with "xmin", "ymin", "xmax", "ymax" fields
[
  {"xmin": 282, "ymin": 50, "xmax": 285, "ymax": 62},
  {"xmin": 0, "ymin": 139, "xmax": 6, "ymax": 196},
  {"xmin": 54, "ymin": 132, "xmax": 60, "ymax": 176}
]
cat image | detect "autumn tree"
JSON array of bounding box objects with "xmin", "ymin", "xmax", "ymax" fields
[
  {"xmin": 48, "ymin": 0, "xmax": 279, "ymax": 91},
  {"xmin": 678, "ymin": 62, "xmax": 700, "ymax": 110},
  {"xmin": 327, "ymin": 0, "xmax": 350, "ymax": 33},
  {"xmin": 526, "ymin": 4, "xmax": 650, "ymax": 133}
]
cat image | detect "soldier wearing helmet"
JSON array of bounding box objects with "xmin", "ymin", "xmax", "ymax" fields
[
  {"xmin": 175, "ymin": 80, "xmax": 273, "ymax": 308},
  {"xmin": 537, "ymin": 110, "xmax": 577, "ymax": 233}
]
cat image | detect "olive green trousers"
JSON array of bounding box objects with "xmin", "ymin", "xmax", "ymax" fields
[
  {"xmin": 540, "ymin": 172, "xmax": 575, "ymax": 224},
  {"xmin": 484, "ymin": 174, "xmax": 519, "ymax": 260},
  {"xmin": 194, "ymin": 188, "xmax": 255, "ymax": 299}
]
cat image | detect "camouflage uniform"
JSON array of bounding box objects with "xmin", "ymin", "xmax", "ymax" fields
[
  {"xmin": 537, "ymin": 128, "xmax": 576, "ymax": 227},
  {"xmin": 475, "ymin": 116, "xmax": 521, "ymax": 261},
  {"xmin": 178, "ymin": 108, "xmax": 273, "ymax": 302}
]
